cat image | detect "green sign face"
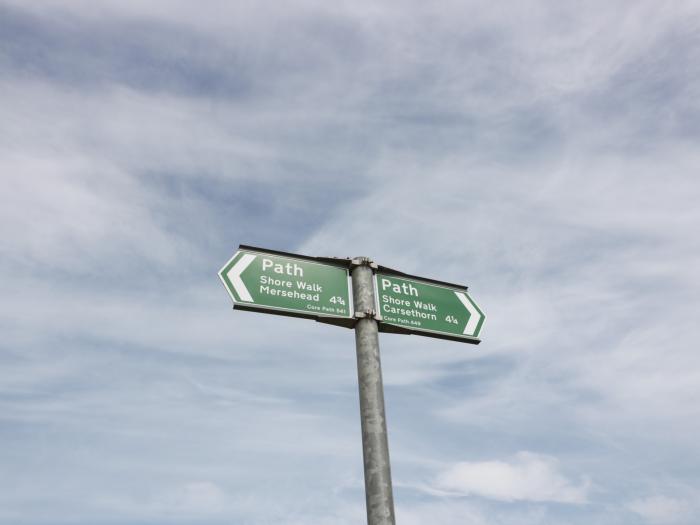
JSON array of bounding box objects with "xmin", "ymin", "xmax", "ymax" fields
[
  {"xmin": 375, "ymin": 273, "xmax": 485, "ymax": 341},
  {"xmin": 219, "ymin": 248, "xmax": 352, "ymax": 319}
]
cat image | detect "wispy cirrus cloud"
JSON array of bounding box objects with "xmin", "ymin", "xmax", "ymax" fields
[{"xmin": 627, "ymin": 495, "xmax": 694, "ymax": 525}]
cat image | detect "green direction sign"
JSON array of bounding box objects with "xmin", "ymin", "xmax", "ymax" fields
[
  {"xmin": 219, "ymin": 247, "xmax": 352, "ymax": 319},
  {"xmin": 375, "ymin": 273, "xmax": 485, "ymax": 342}
]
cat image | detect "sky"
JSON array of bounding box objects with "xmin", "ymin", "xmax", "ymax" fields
[{"xmin": 1, "ymin": 1, "xmax": 699, "ymax": 524}]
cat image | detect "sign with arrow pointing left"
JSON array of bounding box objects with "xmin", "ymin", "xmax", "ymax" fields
[
  {"xmin": 375, "ymin": 272, "xmax": 485, "ymax": 343},
  {"xmin": 219, "ymin": 247, "xmax": 353, "ymax": 320}
]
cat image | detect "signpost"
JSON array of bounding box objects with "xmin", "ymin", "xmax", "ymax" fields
[
  {"xmin": 351, "ymin": 258, "xmax": 396, "ymax": 524},
  {"xmin": 375, "ymin": 272, "xmax": 485, "ymax": 343},
  {"xmin": 219, "ymin": 246, "xmax": 352, "ymax": 322},
  {"xmin": 219, "ymin": 245, "xmax": 486, "ymax": 525}
]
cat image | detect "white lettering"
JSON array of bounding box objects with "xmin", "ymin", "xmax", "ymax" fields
[
  {"xmin": 261, "ymin": 258, "xmax": 304, "ymax": 277},
  {"xmin": 381, "ymin": 277, "xmax": 418, "ymax": 297}
]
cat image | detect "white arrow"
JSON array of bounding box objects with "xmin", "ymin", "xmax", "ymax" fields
[
  {"xmin": 455, "ymin": 291, "xmax": 484, "ymax": 337},
  {"xmin": 225, "ymin": 253, "xmax": 256, "ymax": 302}
]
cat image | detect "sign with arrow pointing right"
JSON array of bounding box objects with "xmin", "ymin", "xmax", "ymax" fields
[{"xmin": 375, "ymin": 272, "xmax": 485, "ymax": 343}]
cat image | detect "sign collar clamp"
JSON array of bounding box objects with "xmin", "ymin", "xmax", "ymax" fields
[{"xmin": 350, "ymin": 257, "xmax": 378, "ymax": 271}]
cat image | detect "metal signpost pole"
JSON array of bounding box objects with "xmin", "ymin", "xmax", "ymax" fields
[
  {"xmin": 220, "ymin": 245, "xmax": 486, "ymax": 524},
  {"xmin": 351, "ymin": 257, "xmax": 396, "ymax": 525}
]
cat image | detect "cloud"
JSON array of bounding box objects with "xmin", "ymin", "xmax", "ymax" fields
[
  {"xmin": 170, "ymin": 481, "xmax": 226, "ymax": 514},
  {"xmin": 434, "ymin": 452, "xmax": 589, "ymax": 503},
  {"xmin": 397, "ymin": 499, "xmax": 488, "ymax": 525},
  {"xmin": 1, "ymin": 1, "xmax": 700, "ymax": 524},
  {"xmin": 395, "ymin": 498, "xmax": 564, "ymax": 525},
  {"xmin": 627, "ymin": 495, "xmax": 692, "ymax": 524}
]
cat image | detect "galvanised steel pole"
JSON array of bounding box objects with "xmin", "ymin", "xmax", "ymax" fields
[{"xmin": 351, "ymin": 257, "xmax": 396, "ymax": 525}]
